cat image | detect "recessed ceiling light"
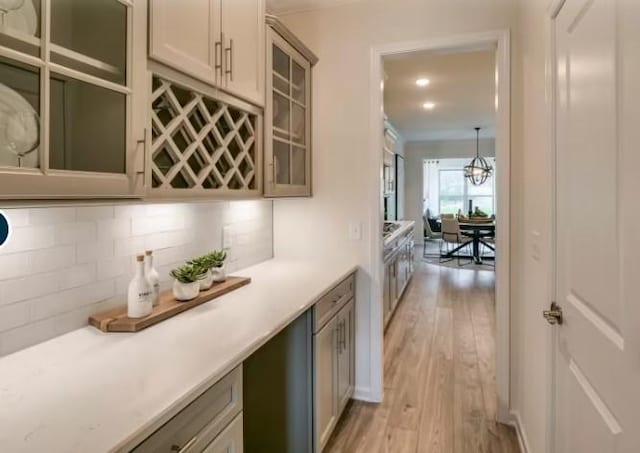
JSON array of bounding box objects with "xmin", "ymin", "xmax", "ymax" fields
[
  {"xmin": 416, "ymin": 78, "xmax": 430, "ymax": 87},
  {"xmin": 422, "ymin": 102, "xmax": 436, "ymax": 110}
]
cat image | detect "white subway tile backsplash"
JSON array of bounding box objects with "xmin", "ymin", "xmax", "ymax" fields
[
  {"xmin": 0, "ymin": 272, "xmax": 60, "ymax": 306},
  {"xmin": 97, "ymin": 218, "xmax": 131, "ymax": 240},
  {"xmin": 0, "ymin": 303, "xmax": 30, "ymax": 331},
  {"xmin": 28, "ymin": 207, "xmax": 76, "ymax": 225},
  {"xmin": 0, "ymin": 253, "xmax": 30, "ymax": 280},
  {"xmin": 2, "ymin": 225, "xmax": 55, "ymax": 253},
  {"xmin": 1, "ymin": 208, "xmax": 28, "ymax": 227},
  {"xmin": 0, "ymin": 200, "xmax": 273, "ymax": 357},
  {"xmin": 97, "ymin": 257, "xmax": 129, "ymax": 281},
  {"xmin": 0, "ymin": 318, "xmax": 57, "ymax": 356},
  {"xmin": 60, "ymin": 264, "xmax": 97, "ymax": 290},
  {"xmin": 77, "ymin": 241, "xmax": 115, "ymax": 264},
  {"xmin": 114, "ymin": 236, "xmax": 146, "ymax": 258},
  {"xmin": 76, "ymin": 206, "xmax": 115, "ymax": 221},
  {"xmin": 55, "ymin": 222, "xmax": 97, "ymax": 245},
  {"xmin": 131, "ymin": 215, "xmax": 183, "ymax": 235},
  {"xmin": 29, "ymin": 245, "xmax": 76, "ymax": 274}
]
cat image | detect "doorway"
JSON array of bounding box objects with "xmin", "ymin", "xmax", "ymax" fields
[{"xmin": 367, "ymin": 30, "xmax": 511, "ymax": 423}]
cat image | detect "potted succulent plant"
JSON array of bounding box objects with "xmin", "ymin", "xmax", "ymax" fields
[
  {"xmin": 170, "ymin": 264, "xmax": 205, "ymax": 301},
  {"xmin": 188, "ymin": 255, "xmax": 215, "ymax": 291},
  {"xmin": 209, "ymin": 250, "xmax": 227, "ymax": 282}
]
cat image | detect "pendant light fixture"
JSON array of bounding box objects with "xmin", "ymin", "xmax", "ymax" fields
[{"xmin": 464, "ymin": 127, "xmax": 493, "ymax": 186}]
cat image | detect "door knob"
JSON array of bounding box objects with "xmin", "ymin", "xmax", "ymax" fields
[{"xmin": 543, "ymin": 302, "xmax": 563, "ymax": 325}]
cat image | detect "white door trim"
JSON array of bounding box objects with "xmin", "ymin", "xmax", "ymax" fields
[
  {"xmin": 366, "ymin": 30, "xmax": 512, "ymax": 422},
  {"xmin": 545, "ymin": 2, "xmax": 565, "ymax": 452}
]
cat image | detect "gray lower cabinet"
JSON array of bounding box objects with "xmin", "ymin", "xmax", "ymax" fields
[
  {"xmin": 314, "ymin": 316, "xmax": 338, "ymax": 451},
  {"xmin": 202, "ymin": 413, "xmax": 243, "ymax": 453},
  {"xmin": 383, "ymin": 226, "xmax": 415, "ymax": 331},
  {"xmin": 336, "ymin": 299, "xmax": 355, "ymax": 415},
  {"xmin": 313, "ymin": 273, "xmax": 356, "ymax": 453},
  {"xmin": 133, "ymin": 365, "xmax": 243, "ymax": 453}
]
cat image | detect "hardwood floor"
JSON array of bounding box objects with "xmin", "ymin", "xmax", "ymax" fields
[{"xmin": 325, "ymin": 260, "xmax": 520, "ymax": 453}]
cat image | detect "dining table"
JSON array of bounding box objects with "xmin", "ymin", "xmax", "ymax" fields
[{"xmin": 439, "ymin": 220, "xmax": 496, "ymax": 264}]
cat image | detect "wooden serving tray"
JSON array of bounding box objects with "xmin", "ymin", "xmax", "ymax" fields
[{"xmin": 89, "ymin": 276, "xmax": 251, "ymax": 333}]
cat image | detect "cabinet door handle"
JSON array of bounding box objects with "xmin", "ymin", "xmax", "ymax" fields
[
  {"xmin": 225, "ymin": 38, "xmax": 234, "ymax": 82},
  {"xmin": 336, "ymin": 322, "xmax": 342, "ymax": 354},
  {"xmin": 341, "ymin": 319, "xmax": 346, "ymax": 351},
  {"xmin": 135, "ymin": 129, "xmax": 146, "ymax": 176},
  {"xmin": 215, "ymin": 39, "xmax": 223, "ymax": 81}
]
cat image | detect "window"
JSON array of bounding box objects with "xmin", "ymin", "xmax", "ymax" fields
[
  {"xmin": 0, "ymin": 0, "xmax": 131, "ymax": 174},
  {"xmin": 424, "ymin": 158, "xmax": 496, "ymax": 216}
]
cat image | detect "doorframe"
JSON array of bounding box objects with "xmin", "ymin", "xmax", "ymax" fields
[
  {"xmin": 367, "ymin": 30, "xmax": 512, "ymax": 422},
  {"xmin": 545, "ymin": 1, "xmax": 566, "ymax": 452}
]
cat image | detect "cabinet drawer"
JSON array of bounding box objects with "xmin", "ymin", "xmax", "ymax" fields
[
  {"xmin": 202, "ymin": 413, "xmax": 243, "ymax": 453},
  {"xmin": 313, "ymin": 274, "xmax": 355, "ymax": 333},
  {"xmin": 133, "ymin": 365, "xmax": 242, "ymax": 453}
]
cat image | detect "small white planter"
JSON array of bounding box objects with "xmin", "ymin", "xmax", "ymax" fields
[
  {"xmin": 211, "ymin": 265, "xmax": 226, "ymax": 282},
  {"xmin": 198, "ymin": 269, "xmax": 214, "ymax": 291},
  {"xmin": 172, "ymin": 280, "xmax": 200, "ymax": 301}
]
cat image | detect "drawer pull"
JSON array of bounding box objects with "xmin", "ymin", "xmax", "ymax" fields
[{"xmin": 171, "ymin": 436, "xmax": 198, "ymax": 453}]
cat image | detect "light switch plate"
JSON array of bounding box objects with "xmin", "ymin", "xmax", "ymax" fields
[
  {"xmin": 223, "ymin": 226, "xmax": 233, "ymax": 249},
  {"xmin": 349, "ymin": 222, "xmax": 362, "ymax": 241}
]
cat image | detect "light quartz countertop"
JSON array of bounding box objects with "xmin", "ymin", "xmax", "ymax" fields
[
  {"xmin": 0, "ymin": 258, "xmax": 358, "ymax": 453},
  {"xmin": 383, "ymin": 220, "xmax": 415, "ymax": 247}
]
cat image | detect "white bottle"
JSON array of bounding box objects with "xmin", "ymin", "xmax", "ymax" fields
[
  {"xmin": 128, "ymin": 254, "xmax": 153, "ymax": 318},
  {"xmin": 145, "ymin": 250, "xmax": 160, "ymax": 307}
]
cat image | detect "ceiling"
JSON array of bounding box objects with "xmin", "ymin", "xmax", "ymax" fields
[
  {"xmin": 383, "ymin": 49, "xmax": 496, "ymax": 142},
  {"xmin": 266, "ymin": 0, "xmax": 364, "ymax": 14}
]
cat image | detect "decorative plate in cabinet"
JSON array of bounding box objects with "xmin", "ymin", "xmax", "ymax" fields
[{"xmin": 148, "ymin": 75, "xmax": 263, "ymax": 198}]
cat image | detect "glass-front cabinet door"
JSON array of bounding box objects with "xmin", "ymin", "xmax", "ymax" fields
[
  {"xmin": 0, "ymin": 0, "xmax": 143, "ymax": 199},
  {"xmin": 264, "ymin": 27, "xmax": 312, "ymax": 197}
]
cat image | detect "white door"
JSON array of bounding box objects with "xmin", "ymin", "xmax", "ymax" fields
[
  {"xmin": 220, "ymin": 0, "xmax": 265, "ymax": 106},
  {"xmin": 553, "ymin": 0, "xmax": 640, "ymax": 451}
]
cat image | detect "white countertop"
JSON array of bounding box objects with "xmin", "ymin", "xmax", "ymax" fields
[
  {"xmin": 0, "ymin": 258, "xmax": 358, "ymax": 453},
  {"xmin": 383, "ymin": 220, "xmax": 415, "ymax": 247}
]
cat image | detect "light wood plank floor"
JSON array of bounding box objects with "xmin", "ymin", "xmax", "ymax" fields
[{"xmin": 325, "ymin": 260, "xmax": 520, "ymax": 453}]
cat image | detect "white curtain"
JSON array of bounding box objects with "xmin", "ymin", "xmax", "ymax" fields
[{"xmin": 423, "ymin": 160, "xmax": 440, "ymax": 216}]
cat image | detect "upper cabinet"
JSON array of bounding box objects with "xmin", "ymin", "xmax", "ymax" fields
[
  {"xmin": 149, "ymin": 0, "xmax": 265, "ymax": 107},
  {"xmin": 264, "ymin": 15, "xmax": 317, "ymax": 198},
  {"xmin": 149, "ymin": 0, "xmax": 220, "ymax": 86},
  {"xmin": 220, "ymin": 0, "xmax": 265, "ymax": 106},
  {"xmin": 0, "ymin": 0, "xmax": 145, "ymax": 199}
]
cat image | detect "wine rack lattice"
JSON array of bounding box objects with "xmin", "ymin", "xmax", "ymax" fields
[{"xmin": 150, "ymin": 76, "xmax": 258, "ymax": 191}]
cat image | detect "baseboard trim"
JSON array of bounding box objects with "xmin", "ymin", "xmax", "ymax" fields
[
  {"xmin": 353, "ymin": 386, "xmax": 380, "ymax": 403},
  {"xmin": 510, "ymin": 410, "xmax": 532, "ymax": 453}
]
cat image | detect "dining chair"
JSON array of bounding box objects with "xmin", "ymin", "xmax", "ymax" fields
[
  {"xmin": 440, "ymin": 217, "xmax": 472, "ymax": 266},
  {"xmin": 480, "ymin": 231, "xmax": 496, "ymax": 267},
  {"xmin": 423, "ymin": 212, "xmax": 442, "ymax": 257}
]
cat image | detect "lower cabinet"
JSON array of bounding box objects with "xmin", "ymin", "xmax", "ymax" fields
[
  {"xmin": 313, "ymin": 273, "xmax": 356, "ymax": 453},
  {"xmin": 314, "ymin": 316, "xmax": 338, "ymax": 451},
  {"xmin": 202, "ymin": 413, "xmax": 243, "ymax": 453},
  {"xmin": 336, "ymin": 300, "xmax": 355, "ymax": 415},
  {"xmin": 383, "ymin": 226, "xmax": 415, "ymax": 331},
  {"xmin": 133, "ymin": 365, "xmax": 243, "ymax": 453},
  {"xmin": 131, "ymin": 272, "xmax": 358, "ymax": 453}
]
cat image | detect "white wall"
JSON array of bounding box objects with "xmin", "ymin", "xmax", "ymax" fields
[
  {"xmin": 0, "ymin": 200, "xmax": 273, "ymax": 357},
  {"xmin": 404, "ymin": 137, "xmax": 495, "ymax": 243},
  {"xmin": 272, "ymin": 0, "xmax": 517, "ymax": 402},
  {"xmin": 510, "ymin": 0, "xmax": 553, "ymax": 451}
]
